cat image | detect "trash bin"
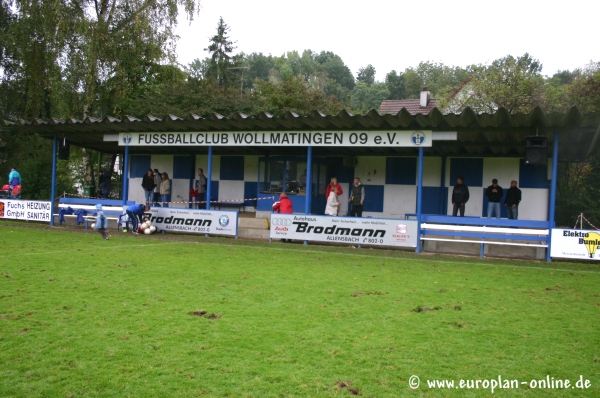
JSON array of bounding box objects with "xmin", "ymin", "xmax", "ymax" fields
[{"xmin": 83, "ymin": 185, "xmax": 96, "ymax": 198}]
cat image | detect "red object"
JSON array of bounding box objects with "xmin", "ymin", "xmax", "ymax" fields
[
  {"xmin": 1, "ymin": 184, "xmax": 9, "ymax": 191},
  {"xmin": 272, "ymin": 196, "xmax": 293, "ymax": 214},
  {"xmin": 325, "ymin": 183, "xmax": 343, "ymax": 198},
  {"xmin": 189, "ymin": 188, "xmax": 198, "ymax": 197},
  {"xmin": 12, "ymin": 185, "xmax": 21, "ymax": 195}
]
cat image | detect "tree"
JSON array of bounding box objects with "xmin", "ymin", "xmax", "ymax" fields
[
  {"xmin": 205, "ymin": 17, "xmax": 236, "ymax": 88},
  {"xmin": 357, "ymin": 64, "xmax": 376, "ymax": 86},
  {"xmin": 349, "ymin": 82, "xmax": 390, "ymax": 114},
  {"xmin": 385, "ymin": 70, "xmax": 406, "ymax": 100},
  {"xmin": 460, "ymin": 53, "xmax": 545, "ymax": 113}
]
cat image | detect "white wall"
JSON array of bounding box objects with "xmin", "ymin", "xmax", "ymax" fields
[{"xmin": 383, "ymin": 185, "xmax": 416, "ymax": 218}]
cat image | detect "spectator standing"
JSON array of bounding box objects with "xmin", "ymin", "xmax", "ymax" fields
[
  {"xmin": 141, "ymin": 169, "xmax": 156, "ymax": 206},
  {"xmin": 153, "ymin": 169, "xmax": 161, "ymax": 206},
  {"xmin": 94, "ymin": 204, "xmax": 110, "ymax": 240},
  {"xmin": 159, "ymin": 172, "xmax": 171, "ymax": 207},
  {"xmin": 98, "ymin": 170, "xmax": 110, "ymax": 199},
  {"xmin": 451, "ymin": 177, "xmax": 470, "ymax": 217},
  {"xmin": 504, "ymin": 180, "xmax": 522, "ymax": 220},
  {"xmin": 486, "ymin": 178, "xmax": 504, "ymax": 219},
  {"xmin": 197, "ymin": 168, "xmax": 207, "ymax": 209},
  {"xmin": 348, "ymin": 177, "xmax": 365, "ymax": 217},
  {"xmin": 325, "ymin": 177, "xmax": 343, "ymax": 200},
  {"xmin": 325, "ymin": 186, "xmax": 341, "ymax": 216}
]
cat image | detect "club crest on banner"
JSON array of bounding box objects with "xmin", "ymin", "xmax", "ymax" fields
[{"xmin": 412, "ymin": 132, "xmax": 425, "ymax": 146}]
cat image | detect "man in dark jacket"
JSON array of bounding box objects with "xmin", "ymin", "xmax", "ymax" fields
[
  {"xmin": 504, "ymin": 180, "xmax": 522, "ymax": 220},
  {"xmin": 451, "ymin": 177, "xmax": 469, "ymax": 217},
  {"xmin": 142, "ymin": 169, "xmax": 156, "ymax": 206},
  {"xmin": 98, "ymin": 170, "xmax": 111, "ymax": 199},
  {"xmin": 348, "ymin": 177, "xmax": 365, "ymax": 217},
  {"xmin": 486, "ymin": 178, "xmax": 504, "ymax": 219}
]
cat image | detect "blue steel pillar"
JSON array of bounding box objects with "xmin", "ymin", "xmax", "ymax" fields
[
  {"xmin": 206, "ymin": 146, "xmax": 213, "ymax": 210},
  {"xmin": 439, "ymin": 156, "xmax": 446, "ymax": 215},
  {"xmin": 546, "ymin": 131, "xmax": 559, "ymax": 262},
  {"xmin": 50, "ymin": 135, "xmax": 58, "ymax": 226},
  {"xmin": 304, "ymin": 146, "xmax": 313, "ymax": 245},
  {"xmin": 416, "ymin": 146, "xmax": 424, "ymax": 253},
  {"xmin": 122, "ymin": 146, "xmax": 130, "ymax": 205},
  {"xmin": 304, "ymin": 146, "xmax": 313, "ymax": 214}
]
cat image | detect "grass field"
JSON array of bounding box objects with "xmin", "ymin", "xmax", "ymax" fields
[{"xmin": 0, "ymin": 221, "xmax": 598, "ymax": 397}]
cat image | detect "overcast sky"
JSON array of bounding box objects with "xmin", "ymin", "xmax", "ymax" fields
[{"xmin": 175, "ymin": 0, "xmax": 598, "ymax": 82}]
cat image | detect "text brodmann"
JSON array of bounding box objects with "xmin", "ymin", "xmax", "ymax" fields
[
  {"xmin": 293, "ymin": 222, "xmax": 385, "ymax": 237},
  {"xmin": 150, "ymin": 215, "xmax": 212, "ymax": 226}
]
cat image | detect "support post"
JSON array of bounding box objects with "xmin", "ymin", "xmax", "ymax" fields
[
  {"xmin": 206, "ymin": 146, "xmax": 213, "ymax": 211},
  {"xmin": 546, "ymin": 131, "xmax": 559, "ymax": 262},
  {"xmin": 304, "ymin": 146, "xmax": 313, "ymax": 245},
  {"xmin": 50, "ymin": 135, "xmax": 58, "ymax": 226},
  {"xmin": 122, "ymin": 146, "xmax": 130, "ymax": 205},
  {"xmin": 416, "ymin": 146, "xmax": 424, "ymax": 253},
  {"xmin": 439, "ymin": 156, "xmax": 446, "ymax": 215}
]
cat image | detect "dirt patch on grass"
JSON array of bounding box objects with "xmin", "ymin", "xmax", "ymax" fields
[
  {"xmin": 412, "ymin": 306, "xmax": 442, "ymax": 313},
  {"xmin": 189, "ymin": 310, "xmax": 221, "ymax": 320},
  {"xmin": 351, "ymin": 291, "xmax": 387, "ymax": 297},
  {"xmin": 336, "ymin": 380, "xmax": 360, "ymax": 395}
]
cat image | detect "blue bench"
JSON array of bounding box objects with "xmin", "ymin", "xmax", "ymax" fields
[
  {"xmin": 420, "ymin": 215, "xmax": 552, "ymax": 257},
  {"xmin": 57, "ymin": 198, "xmax": 136, "ymax": 228}
]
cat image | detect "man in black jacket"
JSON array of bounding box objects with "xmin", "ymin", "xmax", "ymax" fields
[
  {"xmin": 504, "ymin": 180, "xmax": 522, "ymax": 220},
  {"xmin": 142, "ymin": 169, "xmax": 156, "ymax": 206},
  {"xmin": 451, "ymin": 177, "xmax": 469, "ymax": 217},
  {"xmin": 486, "ymin": 178, "xmax": 504, "ymax": 219}
]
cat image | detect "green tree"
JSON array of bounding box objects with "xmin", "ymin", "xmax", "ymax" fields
[
  {"xmin": 357, "ymin": 64, "xmax": 376, "ymax": 85},
  {"xmin": 205, "ymin": 17, "xmax": 236, "ymax": 88},
  {"xmin": 385, "ymin": 70, "xmax": 406, "ymax": 100},
  {"xmin": 349, "ymin": 82, "xmax": 390, "ymax": 114},
  {"xmin": 460, "ymin": 53, "xmax": 545, "ymax": 113}
]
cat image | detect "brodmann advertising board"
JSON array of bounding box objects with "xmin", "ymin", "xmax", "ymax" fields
[
  {"xmin": 550, "ymin": 228, "xmax": 600, "ymax": 260},
  {"xmin": 270, "ymin": 214, "xmax": 418, "ymax": 247},
  {"xmin": 147, "ymin": 207, "xmax": 238, "ymax": 237},
  {"xmin": 0, "ymin": 200, "xmax": 51, "ymax": 222}
]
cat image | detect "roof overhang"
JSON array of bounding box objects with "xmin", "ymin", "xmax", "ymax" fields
[{"xmin": 11, "ymin": 107, "xmax": 600, "ymax": 160}]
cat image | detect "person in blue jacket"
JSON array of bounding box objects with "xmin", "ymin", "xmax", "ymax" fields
[
  {"xmin": 125, "ymin": 203, "xmax": 149, "ymax": 233},
  {"xmin": 94, "ymin": 204, "xmax": 110, "ymax": 240}
]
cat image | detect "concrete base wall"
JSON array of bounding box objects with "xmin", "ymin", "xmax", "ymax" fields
[{"xmin": 423, "ymin": 238, "xmax": 546, "ymax": 260}]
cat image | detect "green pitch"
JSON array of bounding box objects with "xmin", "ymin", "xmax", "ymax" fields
[{"xmin": 0, "ymin": 222, "xmax": 598, "ymax": 397}]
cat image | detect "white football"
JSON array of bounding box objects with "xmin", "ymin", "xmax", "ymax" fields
[
  {"xmin": 141, "ymin": 222, "xmax": 148, "ymax": 229},
  {"xmin": 91, "ymin": 223, "xmax": 96, "ymax": 228},
  {"xmin": 145, "ymin": 221, "xmax": 152, "ymax": 227},
  {"xmin": 144, "ymin": 228, "xmax": 152, "ymax": 235},
  {"xmin": 150, "ymin": 226, "xmax": 157, "ymax": 232}
]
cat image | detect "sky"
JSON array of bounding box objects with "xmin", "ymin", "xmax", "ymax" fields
[{"xmin": 175, "ymin": 0, "xmax": 599, "ymax": 82}]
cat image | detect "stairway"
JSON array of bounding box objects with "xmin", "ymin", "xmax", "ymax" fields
[{"xmin": 238, "ymin": 214, "xmax": 270, "ymax": 240}]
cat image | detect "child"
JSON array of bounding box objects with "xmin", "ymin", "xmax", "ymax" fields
[
  {"xmin": 325, "ymin": 186, "xmax": 341, "ymax": 216},
  {"xmin": 94, "ymin": 204, "xmax": 109, "ymax": 240}
]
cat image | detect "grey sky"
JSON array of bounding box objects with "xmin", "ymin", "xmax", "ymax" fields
[{"xmin": 175, "ymin": 0, "xmax": 598, "ymax": 82}]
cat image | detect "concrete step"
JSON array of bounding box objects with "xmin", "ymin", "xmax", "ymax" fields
[{"xmin": 238, "ymin": 217, "xmax": 268, "ymax": 229}]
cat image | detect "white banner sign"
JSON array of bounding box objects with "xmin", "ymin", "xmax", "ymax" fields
[
  {"xmin": 118, "ymin": 130, "xmax": 432, "ymax": 147},
  {"xmin": 270, "ymin": 214, "xmax": 418, "ymax": 247},
  {"xmin": 147, "ymin": 207, "xmax": 238, "ymax": 237},
  {"xmin": 0, "ymin": 200, "xmax": 51, "ymax": 222},
  {"xmin": 550, "ymin": 228, "xmax": 600, "ymax": 260}
]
